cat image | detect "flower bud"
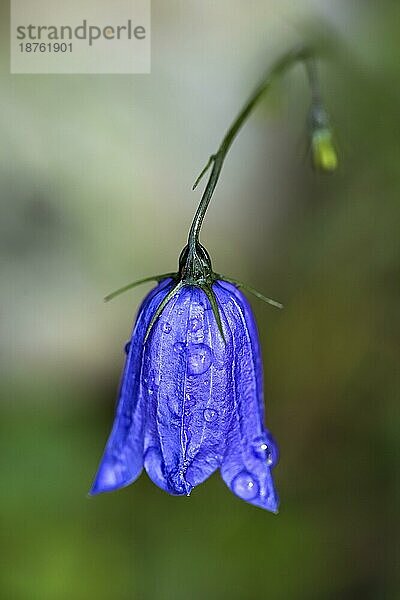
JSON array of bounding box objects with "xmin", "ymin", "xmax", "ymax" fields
[
  {"xmin": 311, "ymin": 127, "xmax": 338, "ymax": 172},
  {"xmin": 309, "ymin": 105, "xmax": 338, "ymax": 173}
]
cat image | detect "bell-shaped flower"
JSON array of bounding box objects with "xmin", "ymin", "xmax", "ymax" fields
[{"xmin": 90, "ymin": 264, "xmax": 280, "ymax": 512}]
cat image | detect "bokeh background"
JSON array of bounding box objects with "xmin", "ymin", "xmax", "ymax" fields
[{"xmin": 1, "ymin": 1, "xmax": 399, "ymax": 599}]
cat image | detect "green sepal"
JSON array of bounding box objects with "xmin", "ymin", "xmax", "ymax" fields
[
  {"xmin": 144, "ymin": 281, "xmax": 184, "ymax": 345},
  {"xmin": 104, "ymin": 273, "xmax": 177, "ymax": 302},
  {"xmin": 200, "ymin": 283, "xmax": 225, "ymax": 342},
  {"xmin": 142, "ymin": 279, "xmax": 225, "ymax": 346},
  {"xmin": 216, "ymin": 274, "xmax": 283, "ymax": 309}
]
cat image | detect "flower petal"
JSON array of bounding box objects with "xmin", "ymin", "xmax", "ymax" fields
[
  {"xmin": 215, "ymin": 281, "xmax": 279, "ymax": 512},
  {"xmin": 90, "ymin": 278, "xmax": 174, "ymax": 495},
  {"xmin": 143, "ymin": 286, "xmax": 232, "ymax": 495},
  {"xmin": 184, "ymin": 288, "xmax": 234, "ymax": 488}
]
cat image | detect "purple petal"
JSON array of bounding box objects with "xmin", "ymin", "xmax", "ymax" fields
[
  {"xmin": 143, "ymin": 286, "xmax": 233, "ymax": 495},
  {"xmin": 215, "ymin": 281, "xmax": 279, "ymax": 512},
  {"xmin": 90, "ymin": 278, "xmax": 174, "ymax": 495}
]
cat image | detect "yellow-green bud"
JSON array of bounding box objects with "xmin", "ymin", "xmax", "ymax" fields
[{"xmin": 311, "ymin": 127, "xmax": 338, "ymax": 173}]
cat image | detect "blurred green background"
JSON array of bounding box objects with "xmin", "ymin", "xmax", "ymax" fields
[{"xmin": 1, "ymin": 1, "xmax": 399, "ymax": 599}]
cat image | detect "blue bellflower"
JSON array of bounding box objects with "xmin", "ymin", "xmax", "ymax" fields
[{"xmin": 91, "ymin": 245, "xmax": 280, "ymax": 512}]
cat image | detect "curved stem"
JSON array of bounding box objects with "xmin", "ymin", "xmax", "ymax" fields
[{"xmin": 187, "ymin": 44, "xmax": 319, "ymax": 251}]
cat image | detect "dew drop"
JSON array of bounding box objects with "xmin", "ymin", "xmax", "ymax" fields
[
  {"xmin": 174, "ymin": 342, "xmax": 186, "ymax": 353},
  {"xmin": 203, "ymin": 408, "xmax": 218, "ymax": 423},
  {"xmin": 186, "ymin": 343, "xmax": 213, "ymax": 375},
  {"xmin": 147, "ymin": 372, "xmax": 158, "ymax": 396},
  {"xmin": 162, "ymin": 322, "xmax": 172, "ymax": 333},
  {"xmin": 124, "ymin": 341, "xmax": 131, "ymax": 354},
  {"xmin": 252, "ymin": 436, "xmax": 269, "ymax": 459},
  {"xmin": 255, "ymin": 433, "xmax": 278, "ymax": 466},
  {"xmin": 252, "ymin": 434, "xmax": 276, "ymax": 466},
  {"xmin": 185, "ymin": 393, "xmax": 196, "ymax": 408},
  {"xmin": 232, "ymin": 471, "xmax": 259, "ymax": 500}
]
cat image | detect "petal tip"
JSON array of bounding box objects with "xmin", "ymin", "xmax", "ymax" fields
[
  {"xmin": 89, "ymin": 463, "xmax": 121, "ymax": 495},
  {"xmin": 267, "ymin": 495, "xmax": 280, "ymax": 514},
  {"xmin": 168, "ymin": 471, "xmax": 193, "ymax": 497},
  {"xmin": 89, "ymin": 456, "xmax": 143, "ymax": 496},
  {"xmin": 222, "ymin": 467, "xmax": 280, "ymax": 513}
]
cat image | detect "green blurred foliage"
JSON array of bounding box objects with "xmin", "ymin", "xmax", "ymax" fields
[{"xmin": 0, "ymin": 1, "xmax": 399, "ymax": 599}]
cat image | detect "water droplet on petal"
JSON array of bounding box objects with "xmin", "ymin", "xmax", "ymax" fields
[
  {"xmin": 147, "ymin": 372, "xmax": 159, "ymax": 396},
  {"xmin": 252, "ymin": 436, "xmax": 269, "ymax": 459},
  {"xmin": 185, "ymin": 393, "xmax": 196, "ymax": 408},
  {"xmin": 162, "ymin": 322, "xmax": 172, "ymax": 333},
  {"xmin": 251, "ymin": 434, "xmax": 276, "ymax": 466},
  {"xmin": 124, "ymin": 341, "xmax": 131, "ymax": 354},
  {"xmin": 203, "ymin": 408, "xmax": 218, "ymax": 423},
  {"xmin": 186, "ymin": 343, "xmax": 213, "ymax": 375},
  {"xmin": 232, "ymin": 471, "xmax": 259, "ymax": 500},
  {"xmin": 174, "ymin": 342, "xmax": 186, "ymax": 353}
]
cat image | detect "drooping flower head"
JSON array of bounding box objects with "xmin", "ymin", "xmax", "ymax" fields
[
  {"xmin": 90, "ymin": 46, "xmax": 337, "ymax": 512},
  {"xmin": 91, "ymin": 247, "xmax": 279, "ymax": 511}
]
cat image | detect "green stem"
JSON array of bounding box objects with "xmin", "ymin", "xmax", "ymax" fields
[{"xmin": 187, "ymin": 45, "xmax": 319, "ymax": 252}]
